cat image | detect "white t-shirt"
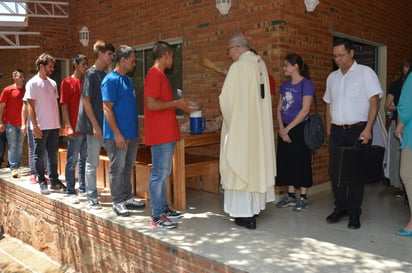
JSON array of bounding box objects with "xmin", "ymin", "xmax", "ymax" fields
[
  {"xmin": 24, "ymin": 74, "xmax": 60, "ymax": 130},
  {"xmin": 323, "ymin": 61, "xmax": 383, "ymax": 125}
]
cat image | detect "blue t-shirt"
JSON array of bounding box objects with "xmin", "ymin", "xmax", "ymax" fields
[
  {"xmin": 101, "ymin": 70, "xmax": 138, "ymax": 140},
  {"xmin": 279, "ymin": 78, "xmax": 315, "ymax": 124}
]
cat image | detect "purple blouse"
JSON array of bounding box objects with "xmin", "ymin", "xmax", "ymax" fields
[{"xmin": 279, "ymin": 78, "xmax": 315, "ymax": 124}]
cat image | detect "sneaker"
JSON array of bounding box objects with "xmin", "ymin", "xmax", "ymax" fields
[
  {"xmin": 394, "ymin": 190, "xmax": 405, "ymax": 198},
  {"xmin": 11, "ymin": 169, "xmax": 20, "ymax": 178},
  {"xmin": 67, "ymin": 194, "xmax": 80, "ymax": 204},
  {"xmin": 39, "ymin": 182, "xmax": 50, "ymax": 195},
  {"xmin": 113, "ymin": 202, "xmax": 130, "ymax": 216},
  {"xmin": 151, "ymin": 215, "xmax": 177, "ymax": 229},
  {"xmin": 163, "ymin": 208, "xmax": 183, "ymax": 219},
  {"xmin": 275, "ymin": 195, "xmax": 297, "ymax": 208},
  {"xmin": 293, "ymin": 198, "xmax": 309, "ymax": 211},
  {"xmin": 50, "ymin": 181, "xmax": 67, "ymax": 192},
  {"xmin": 124, "ymin": 198, "xmax": 145, "ymax": 210},
  {"xmin": 78, "ymin": 191, "xmax": 87, "ymax": 198},
  {"xmin": 89, "ymin": 198, "xmax": 102, "ymax": 210},
  {"xmin": 28, "ymin": 174, "xmax": 37, "ymax": 184}
]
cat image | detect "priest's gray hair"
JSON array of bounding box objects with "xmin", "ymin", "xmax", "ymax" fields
[{"xmin": 229, "ymin": 34, "xmax": 250, "ymax": 49}]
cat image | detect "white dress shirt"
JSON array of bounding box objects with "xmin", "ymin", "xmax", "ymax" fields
[{"xmin": 323, "ymin": 61, "xmax": 383, "ymax": 125}]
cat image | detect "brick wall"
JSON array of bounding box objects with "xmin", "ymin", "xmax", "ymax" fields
[
  {"xmin": 0, "ymin": 0, "xmax": 411, "ymax": 186},
  {"xmin": 0, "ymin": 179, "xmax": 246, "ymax": 273}
]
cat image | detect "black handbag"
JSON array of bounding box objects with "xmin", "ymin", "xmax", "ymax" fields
[
  {"xmin": 331, "ymin": 144, "xmax": 385, "ymax": 186},
  {"xmin": 302, "ymin": 83, "xmax": 325, "ymax": 150}
]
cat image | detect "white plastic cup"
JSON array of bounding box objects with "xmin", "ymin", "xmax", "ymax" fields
[{"xmin": 190, "ymin": 111, "xmax": 202, "ymax": 118}]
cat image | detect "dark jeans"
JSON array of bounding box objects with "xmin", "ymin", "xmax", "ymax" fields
[
  {"xmin": 34, "ymin": 129, "xmax": 60, "ymax": 184},
  {"xmin": 0, "ymin": 132, "xmax": 6, "ymax": 167},
  {"xmin": 65, "ymin": 134, "xmax": 87, "ymax": 195},
  {"xmin": 328, "ymin": 124, "xmax": 368, "ymax": 215}
]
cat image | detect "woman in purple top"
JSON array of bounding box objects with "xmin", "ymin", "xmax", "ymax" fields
[{"xmin": 275, "ymin": 54, "xmax": 315, "ymax": 211}]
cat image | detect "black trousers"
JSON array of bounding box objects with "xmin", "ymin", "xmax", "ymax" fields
[{"xmin": 328, "ymin": 124, "xmax": 368, "ymax": 215}]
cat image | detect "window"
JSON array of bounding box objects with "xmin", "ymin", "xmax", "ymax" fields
[
  {"xmin": 50, "ymin": 59, "xmax": 69, "ymax": 94},
  {"xmin": 129, "ymin": 41, "xmax": 183, "ymax": 116}
]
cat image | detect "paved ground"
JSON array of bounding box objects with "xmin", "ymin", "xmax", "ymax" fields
[
  {"xmin": 0, "ymin": 235, "xmax": 76, "ymax": 273},
  {"xmin": 1, "ymin": 165, "xmax": 412, "ymax": 273}
]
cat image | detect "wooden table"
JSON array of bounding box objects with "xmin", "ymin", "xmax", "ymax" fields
[
  {"xmin": 140, "ymin": 132, "xmax": 220, "ymax": 210},
  {"xmin": 172, "ymin": 132, "xmax": 220, "ymax": 210}
]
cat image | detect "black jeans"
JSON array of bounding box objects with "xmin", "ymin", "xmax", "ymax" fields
[
  {"xmin": 328, "ymin": 124, "xmax": 368, "ymax": 215},
  {"xmin": 0, "ymin": 132, "xmax": 6, "ymax": 167},
  {"xmin": 34, "ymin": 129, "xmax": 60, "ymax": 184}
]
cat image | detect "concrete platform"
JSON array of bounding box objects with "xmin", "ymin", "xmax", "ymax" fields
[{"xmin": 1, "ymin": 168, "xmax": 412, "ymax": 273}]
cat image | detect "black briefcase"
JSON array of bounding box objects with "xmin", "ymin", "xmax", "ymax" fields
[{"xmin": 332, "ymin": 144, "xmax": 385, "ymax": 186}]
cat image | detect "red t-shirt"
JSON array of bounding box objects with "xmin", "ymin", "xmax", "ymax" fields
[
  {"xmin": 60, "ymin": 76, "xmax": 82, "ymax": 135},
  {"xmin": 0, "ymin": 84, "xmax": 25, "ymax": 127},
  {"xmin": 144, "ymin": 66, "xmax": 180, "ymax": 145}
]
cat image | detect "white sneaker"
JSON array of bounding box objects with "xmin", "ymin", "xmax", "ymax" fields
[
  {"xmin": 12, "ymin": 169, "xmax": 20, "ymax": 178},
  {"xmin": 68, "ymin": 194, "xmax": 80, "ymax": 204}
]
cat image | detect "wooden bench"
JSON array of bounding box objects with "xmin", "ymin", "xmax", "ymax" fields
[
  {"xmin": 58, "ymin": 145, "xmax": 220, "ymax": 202},
  {"xmin": 184, "ymin": 154, "xmax": 220, "ymax": 194},
  {"xmin": 134, "ymin": 146, "xmax": 220, "ymax": 201}
]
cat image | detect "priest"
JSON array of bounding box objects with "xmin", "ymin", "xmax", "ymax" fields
[{"xmin": 219, "ymin": 34, "xmax": 276, "ymax": 229}]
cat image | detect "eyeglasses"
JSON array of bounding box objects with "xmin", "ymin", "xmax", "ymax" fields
[
  {"xmin": 226, "ymin": 45, "xmax": 239, "ymax": 55},
  {"xmin": 333, "ymin": 53, "xmax": 348, "ymax": 59}
]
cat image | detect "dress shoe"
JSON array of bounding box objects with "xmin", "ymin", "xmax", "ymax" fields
[
  {"xmin": 326, "ymin": 209, "xmax": 349, "ymax": 223},
  {"xmin": 348, "ymin": 215, "xmax": 361, "ymax": 229},
  {"xmin": 234, "ymin": 217, "xmax": 256, "ymax": 230},
  {"xmin": 396, "ymin": 229, "xmax": 412, "ymax": 236}
]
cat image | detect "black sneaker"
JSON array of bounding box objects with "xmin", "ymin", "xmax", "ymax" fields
[
  {"xmin": 50, "ymin": 181, "xmax": 66, "ymax": 191},
  {"xmin": 163, "ymin": 208, "xmax": 183, "ymax": 219},
  {"xmin": 124, "ymin": 198, "xmax": 145, "ymax": 210},
  {"xmin": 151, "ymin": 215, "xmax": 177, "ymax": 229},
  {"xmin": 39, "ymin": 182, "xmax": 50, "ymax": 195}
]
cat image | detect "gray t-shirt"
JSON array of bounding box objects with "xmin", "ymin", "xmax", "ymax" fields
[{"xmin": 76, "ymin": 66, "xmax": 106, "ymax": 135}]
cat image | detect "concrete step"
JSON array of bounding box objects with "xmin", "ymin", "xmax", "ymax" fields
[{"xmin": 0, "ymin": 235, "xmax": 76, "ymax": 273}]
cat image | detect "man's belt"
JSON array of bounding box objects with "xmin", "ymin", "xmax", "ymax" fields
[{"xmin": 332, "ymin": 122, "xmax": 367, "ymax": 129}]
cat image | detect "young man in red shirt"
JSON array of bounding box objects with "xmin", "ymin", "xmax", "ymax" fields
[
  {"xmin": 0, "ymin": 70, "xmax": 26, "ymax": 178},
  {"xmin": 144, "ymin": 41, "xmax": 190, "ymax": 228},
  {"xmin": 60, "ymin": 55, "xmax": 88, "ymax": 204}
]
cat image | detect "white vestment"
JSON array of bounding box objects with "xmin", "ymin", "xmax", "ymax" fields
[{"xmin": 219, "ymin": 51, "xmax": 276, "ymax": 217}]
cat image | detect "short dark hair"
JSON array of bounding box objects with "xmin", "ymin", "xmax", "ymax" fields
[
  {"xmin": 35, "ymin": 53, "xmax": 55, "ymax": 70},
  {"xmin": 72, "ymin": 54, "xmax": 87, "ymax": 64},
  {"xmin": 114, "ymin": 45, "xmax": 135, "ymax": 63},
  {"xmin": 12, "ymin": 69, "xmax": 23, "ymax": 78},
  {"xmin": 333, "ymin": 38, "xmax": 354, "ymax": 52},
  {"xmin": 93, "ymin": 40, "xmax": 115, "ymax": 57},
  {"xmin": 152, "ymin": 41, "xmax": 173, "ymax": 60}
]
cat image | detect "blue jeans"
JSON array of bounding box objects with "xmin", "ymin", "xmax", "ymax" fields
[
  {"xmin": 103, "ymin": 138, "xmax": 138, "ymax": 204},
  {"xmin": 65, "ymin": 134, "xmax": 87, "ymax": 195},
  {"xmin": 34, "ymin": 129, "xmax": 59, "ymax": 184},
  {"xmin": 85, "ymin": 135, "xmax": 102, "ymax": 200},
  {"xmin": 149, "ymin": 142, "xmax": 175, "ymax": 218},
  {"xmin": 5, "ymin": 123, "xmax": 25, "ymax": 169}
]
